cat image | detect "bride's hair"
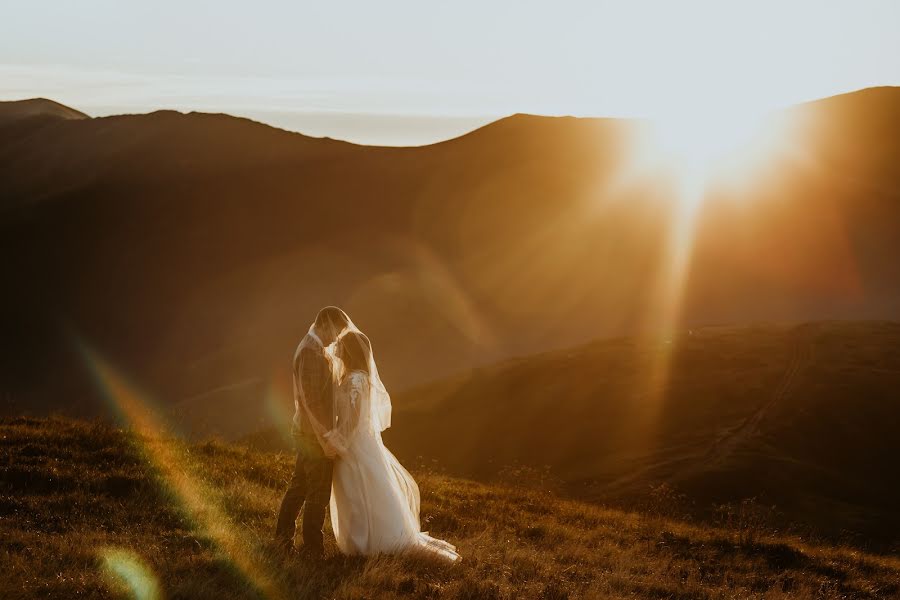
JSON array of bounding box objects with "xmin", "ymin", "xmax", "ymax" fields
[{"xmin": 337, "ymin": 330, "xmax": 372, "ymax": 376}]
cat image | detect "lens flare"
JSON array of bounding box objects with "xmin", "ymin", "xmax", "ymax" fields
[
  {"xmin": 264, "ymin": 370, "xmax": 294, "ymax": 446},
  {"xmin": 75, "ymin": 340, "xmax": 284, "ymax": 600},
  {"xmin": 99, "ymin": 547, "xmax": 161, "ymax": 600}
]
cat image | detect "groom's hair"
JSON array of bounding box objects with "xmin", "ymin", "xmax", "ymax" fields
[{"xmin": 314, "ymin": 306, "xmax": 350, "ymax": 336}]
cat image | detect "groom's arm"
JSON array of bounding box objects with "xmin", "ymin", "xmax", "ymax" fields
[
  {"xmin": 297, "ymin": 349, "xmax": 333, "ymax": 432},
  {"xmin": 297, "ymin": 351, "xmax": 341, "ymax": 458}
]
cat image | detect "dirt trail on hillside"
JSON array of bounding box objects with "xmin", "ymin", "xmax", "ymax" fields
[
  {"xmin": 667, "ymin": 325, "xmax": 816, "ymax": 487},
  {"xmin": 701, "ymin": 325, "xmax": 815, "ymax": 465},
  {"xmin": 597, "ymin": 325, "xmax": 817, "ymax": 495}
]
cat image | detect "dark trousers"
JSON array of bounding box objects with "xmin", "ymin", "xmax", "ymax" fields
[{"xmin": 274, "ymin": 434, "xmax": 334, "ymax": 552}]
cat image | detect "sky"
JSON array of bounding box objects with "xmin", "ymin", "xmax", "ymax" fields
[{"xmin": 2, "ymin": 0, "xmax": 899, "ymax": 145}]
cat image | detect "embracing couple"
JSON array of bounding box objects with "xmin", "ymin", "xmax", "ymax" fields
[{"xmin": 274, "ymin": 306, "xmax": 459, "ymax": 562}]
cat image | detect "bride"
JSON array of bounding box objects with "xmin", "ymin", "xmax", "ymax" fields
[{"xmin": 322, "ymin": 326, "xmax": 459, "ymax": 562}]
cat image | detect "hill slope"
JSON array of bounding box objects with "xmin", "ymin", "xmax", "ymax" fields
[
  {"xmin": 2, "ymin": 417, "xmax": 899, "ymax": 599},
  {"xmin": 0, "ymin": 98, "xmax": 89, "ymax": 123},
  {"xmin": 385, "ymin": 321, "xmax": 900, "ymax": 547},
  {"xmin": 2, "ymin": 88, "xmax": 900, "ymax": 430}
]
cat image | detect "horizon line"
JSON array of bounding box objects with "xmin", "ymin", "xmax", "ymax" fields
[{"xmin": 3, "ymin": 85, "xmax": 897, "ymax": 147}]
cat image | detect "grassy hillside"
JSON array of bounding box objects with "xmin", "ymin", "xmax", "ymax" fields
[
  {"xmin": 3, "ymin": 417, "xmax": 899, "ymax": 599},
  {"xmin": 386, "ymin": 321, "xmax": 900, "ymax": 547}
]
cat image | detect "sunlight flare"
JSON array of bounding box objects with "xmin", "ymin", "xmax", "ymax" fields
[
  {"xmin": 264, "ymin": 369, "xmax": 294, "ymax": 446},
  {"xmin": 99, "ymin": 548, "xmax": 161, "ymax": 600},
  {"xmin": 76, "ymin": 341, "xmax": 284, "ymax": 600}
]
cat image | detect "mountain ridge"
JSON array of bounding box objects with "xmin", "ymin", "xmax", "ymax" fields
[
  {"xmin": 5, "ymin": 85, "xmax": 896, "ymax": 149},
  {"xmin": 0, "ymin": 98, "xmax": 89, "ymax": 123},
  {"xmin": 2, "ymin": 87, "xmax": 900, "ymax": 448}
]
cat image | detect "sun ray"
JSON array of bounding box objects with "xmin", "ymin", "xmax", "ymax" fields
[
  {"xmin": 75, "ymin": 340, "xmax": 285, "ymax": 600},
  {"xmin": 617, "ymin": 106, "xmax": 799, "ymax": 448}
]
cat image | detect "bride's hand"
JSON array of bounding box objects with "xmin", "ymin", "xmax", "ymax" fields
[
  {"xmin": 321, "ymin": 443, "xmax": 338, "ymax": 459},
  {"xmin": 322, "ymin": 431, "xmax": 345, "ymax": 458}
]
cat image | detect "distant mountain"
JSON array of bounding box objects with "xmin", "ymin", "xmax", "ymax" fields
[
  {"xmin": 384, "ymin": 321, "xmax": 900, "ymax": 547},
  {"xmin": 1, "ymin": 88, "xmax": 899, "ymax": 433},
  {"xmin": 0, "ymin": 98, "xmax": 89, "ymax": 123}
]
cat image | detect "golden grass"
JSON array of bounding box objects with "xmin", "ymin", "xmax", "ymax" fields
[{"xmin": 2, "ymin": 416, "xmax": 898, "ymax": 599}]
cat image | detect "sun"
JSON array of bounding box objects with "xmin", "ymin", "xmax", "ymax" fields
[{"xmin": 634, "ymin": 105, "xmax": 792, "ymax": 201}]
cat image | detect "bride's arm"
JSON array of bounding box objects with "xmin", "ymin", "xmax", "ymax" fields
[
  {"xmin": 346, "ymin": 373, "xmax": 366, "ymax": 436},
  {"xmin": 326, "ymin": 373, "xmax": 368, "ymax": 456}
]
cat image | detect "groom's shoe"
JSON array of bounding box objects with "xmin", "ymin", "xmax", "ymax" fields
[
  {"xmin": 296, "ymin": 544, "xmax": 326, "ymax": 562},
  {"xmin": 272, "ymin": 539, "xmax": 295, "ymax": 556}
]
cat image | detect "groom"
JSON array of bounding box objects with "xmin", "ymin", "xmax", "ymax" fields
[{"xmin": 274, "ymin": 306, "xmax": 350, "ymax": 558}]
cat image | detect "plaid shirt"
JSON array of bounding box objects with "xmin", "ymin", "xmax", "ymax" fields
[{"xmin": 292, "ymin": 333, "xmax": 334, "ymax": 439}]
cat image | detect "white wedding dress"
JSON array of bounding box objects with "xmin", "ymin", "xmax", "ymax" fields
[{"xmin": 328, "ymin": 371, "xmax": 459, "ymax": 561}]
